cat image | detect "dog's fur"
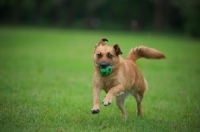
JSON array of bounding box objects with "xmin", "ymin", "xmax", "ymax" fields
[{"xmin": 91, "ymin": 38, "xmax": 165, "ymax": 119}]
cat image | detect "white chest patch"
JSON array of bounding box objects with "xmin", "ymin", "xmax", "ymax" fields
[
  {"xmin": 115, "ymin": 89, "xmax": 135, "ymax": 97},
  {"xmin": 115, "ymin": 92, "xmax": 124, "ymax": 96}
]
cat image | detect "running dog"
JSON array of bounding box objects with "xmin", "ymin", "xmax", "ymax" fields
[{"xmin": 91, "ymin": 38, "xmax": 165, "ymax": 119}]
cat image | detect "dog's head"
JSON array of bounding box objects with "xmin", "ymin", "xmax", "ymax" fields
[{"xmin": 93, "ymin": 38, "xmax": 123, "ymax": 70}]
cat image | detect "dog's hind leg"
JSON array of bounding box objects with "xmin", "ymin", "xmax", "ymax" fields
[
  {"xmin": 132, "ymin": 79, "xmax": 147, "ymax": 116},
  {"xmin": 134, "ymin": 92, "xmax": 144, "ymax": 116},
  {"xmin": 115, "ymin": 93, "xmax": 128, "ymax": 120}
]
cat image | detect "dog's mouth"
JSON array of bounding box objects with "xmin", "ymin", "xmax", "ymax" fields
[
  {"xmin": 98, "ymin": 62, "xmax": 111, "ymax": 69},
  {"xmin": 97, "ymin": 62, "xmax": 113, "ymax": 77}
]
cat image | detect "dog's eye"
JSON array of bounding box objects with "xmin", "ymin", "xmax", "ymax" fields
[
  {"xmin": 107, "ymin": 53, "xmax": 113, "ymax": 59},
  {"xmin": 97, "ymin": 53, "xmax": 102, "ymax": 58}
]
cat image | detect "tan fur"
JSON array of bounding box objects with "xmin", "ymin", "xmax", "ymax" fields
[{"xmin": 91, "ymin": 38, "xmax": 165, "ymax": 119}]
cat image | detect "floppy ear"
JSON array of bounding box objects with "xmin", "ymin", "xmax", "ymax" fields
[
  {"xmin": 95, "ymin": 38, "xmax": 108, "ymax": 47},
  {"xmin": 113, "ymin": 44, "xmax": 123, "ymax": 55}
]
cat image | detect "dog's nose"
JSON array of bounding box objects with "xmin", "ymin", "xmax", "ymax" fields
[{"xmin": 99, "ymin": 62, "xmax": 109, "ymax": 68}]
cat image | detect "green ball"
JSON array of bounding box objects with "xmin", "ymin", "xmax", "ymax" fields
[{"xmin": 99, "ymin": 66, "xmax": 113, "ymax": 77}]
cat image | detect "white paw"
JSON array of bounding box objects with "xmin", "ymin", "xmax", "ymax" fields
[{"xmin": 102, "ymin": 101, "xmax": 111, "ymax": 106}]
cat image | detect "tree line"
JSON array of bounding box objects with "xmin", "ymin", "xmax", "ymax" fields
[{"xmin": 0, "ymin": 0, "xmax": 199, "ymax": 37}]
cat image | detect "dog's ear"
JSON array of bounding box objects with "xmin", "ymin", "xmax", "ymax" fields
[
  {"xmin": 95, "ymin": 38, "xmax": 108, "ymax": 47},
  {"xmin": 113, "ymin": 44, "xmax": 123, "ymax": 55}
]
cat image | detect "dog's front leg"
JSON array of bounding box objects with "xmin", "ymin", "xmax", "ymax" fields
[
  {"xmin": 91, "ymin": 87, "xmax": 101, "ymax": 114},
  {"xmin": 103, "ymin": 84, "xmax": 124, "ymax": 106}
]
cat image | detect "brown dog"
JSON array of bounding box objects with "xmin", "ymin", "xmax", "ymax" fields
[{"xmin": 91, "ymin": 38, "xmax": 165, "ymax": 119}]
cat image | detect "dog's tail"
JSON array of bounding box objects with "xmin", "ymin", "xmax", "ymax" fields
[{"xmin": 126, "ymin": 46, "xmax": 165, "ymax": 62}]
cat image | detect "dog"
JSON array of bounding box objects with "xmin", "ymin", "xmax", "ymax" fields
[{"xmin": 91, "ymin": 38, "xmax": 165, "ymax": 119}]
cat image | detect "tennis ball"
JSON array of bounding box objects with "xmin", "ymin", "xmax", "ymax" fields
[{"xmin": 99, "ymin": 66, "xmax": 112, "ymax": 77}]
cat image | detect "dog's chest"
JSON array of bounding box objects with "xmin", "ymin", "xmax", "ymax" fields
[{"xmin": 101, "ymin": 77, "xmax": 118, "ymax": 93}]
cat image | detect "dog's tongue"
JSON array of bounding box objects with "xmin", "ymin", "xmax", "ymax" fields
[{"xmin": 99, "ymin": 66, "xmax": 112, "ymax": 77}]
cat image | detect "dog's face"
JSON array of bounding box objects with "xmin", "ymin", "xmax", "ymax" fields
[{"xmin": 93, "ymin": 38, "xmax": 123, "ymax": 69}]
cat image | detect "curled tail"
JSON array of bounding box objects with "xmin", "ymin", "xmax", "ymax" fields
[{"xmin": 126, "ymin": 46, "xmax": 166, "ymax": 62}]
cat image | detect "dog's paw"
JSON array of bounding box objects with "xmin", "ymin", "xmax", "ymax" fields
[
  {"xmin": 102, "ymin": 101, "xmax": 111, "ymax": 106},
  {"xmin": 91, "ymin": 108, "xmax": 100, "ymax": 114},
  {"xmin": 102, "ymin": 97, "xmax": 112, "ymax": 106},
  {"xmin": 102, "ymin": 94, "xmax": 113, "ymax": 106}
]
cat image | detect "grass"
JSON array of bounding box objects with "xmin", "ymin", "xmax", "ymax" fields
[{"xmin": 0, "ymin": 26, "xmax": 200, "ymax": 132}]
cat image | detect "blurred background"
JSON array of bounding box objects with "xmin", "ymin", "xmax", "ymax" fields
[
  {"xmin": 0, "ymin": 0, "xmax": 200, "ymax": 38},
  {"xmin": 0, "ymin": 1, "xmax": 200, "ymax": 131}
]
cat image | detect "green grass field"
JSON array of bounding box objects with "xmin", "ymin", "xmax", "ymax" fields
[{"xmin": 0, "ymin": 26, "xmax": 200, "ymax": 132}]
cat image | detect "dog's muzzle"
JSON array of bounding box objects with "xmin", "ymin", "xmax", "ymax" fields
[{"xmin": 99, "ymin": 62, "xmax": 110, "ymax": 69}]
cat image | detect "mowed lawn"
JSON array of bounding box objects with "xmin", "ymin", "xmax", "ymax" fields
[{"xmin": 0, "ymin": 26, "xmax": 200, "ymax": 132}]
